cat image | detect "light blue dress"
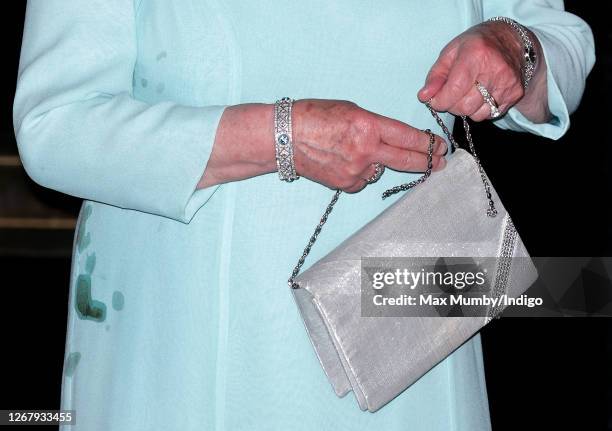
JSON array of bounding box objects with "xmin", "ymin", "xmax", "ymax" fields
[{"xmin": 14, "ymin": 1, "xmax": 593, "ymax": 429}]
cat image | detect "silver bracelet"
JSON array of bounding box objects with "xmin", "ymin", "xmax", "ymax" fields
[
  {"xmin": 487, "ymin": 16, "xmax": 538, "ymax": 89},
  {"xmin": 274, "ymin": 97, "xmax": 299, "ymax": 182}
]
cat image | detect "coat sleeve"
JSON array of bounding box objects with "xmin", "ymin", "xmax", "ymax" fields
[
  {"xmin": 482, "ymin": 0, "xmax": 595, "ymax": 139},
  {"xmin": 13, "ymin": 0, "xmax": 229, "ymax": 224}
]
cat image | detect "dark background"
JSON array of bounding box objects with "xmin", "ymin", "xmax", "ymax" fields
[{"xmin": 0, "ymin": 2, "xmax": 610, "ymax": 430}]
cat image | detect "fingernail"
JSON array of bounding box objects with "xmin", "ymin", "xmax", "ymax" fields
[
  {"xmin": 438, "ymin": 139, "xmax": 447, "ymax": 155},
  {"xmin": 433, "ymin": 137, "xmax": 447, "ymax": 155}
]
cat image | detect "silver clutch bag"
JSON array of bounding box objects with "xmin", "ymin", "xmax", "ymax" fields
[{"xmin": 288, "ymin": 106, "xmax": 538, "ymax": 412}]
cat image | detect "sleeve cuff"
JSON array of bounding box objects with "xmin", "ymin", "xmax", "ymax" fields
[
  {"xmin": 174, "ymin": 104, "xmax": 228, "ymax": 223},
  {"xmin": 493, "ymin": 28, "xmax": 570, "ymax": 141}
]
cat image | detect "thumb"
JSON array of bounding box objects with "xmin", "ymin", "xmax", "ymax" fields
[{"xmin": 418, "ymin": 71, "xmax": 447, "ymax": 102}]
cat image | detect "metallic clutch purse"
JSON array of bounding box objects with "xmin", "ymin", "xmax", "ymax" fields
[{"xmin": 288, "ymin": 106, "xmax": 538, "ymax": 412}]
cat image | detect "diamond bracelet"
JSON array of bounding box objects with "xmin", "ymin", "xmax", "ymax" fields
[
  {"xmin": 274, "ymin": 97, "xmax": 299, "ymax": 182},
  {"xmin": 487, "ymin": 16, "xmax": 538, "ymax": 89}
]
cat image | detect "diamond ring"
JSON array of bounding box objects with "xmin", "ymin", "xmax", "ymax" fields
[
  {"xmin": 475, "ymin": 81, "xmax": 501, "ymax": 119},
  {"xmin": 366, "ymin": 162, "xmax": 385, "ymax": 184}
]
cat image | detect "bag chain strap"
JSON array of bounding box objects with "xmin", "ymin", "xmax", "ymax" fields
[
  {"xmin": 426, "ymin": 103, "xmax": 497, "ymax": 218},
  {"xmin": 288, "ymin": 105, "xmax": 497, "ymax": 289}
]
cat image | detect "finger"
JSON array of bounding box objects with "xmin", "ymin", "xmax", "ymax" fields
[
  {"xmin": 418, "ymin": 72, "xmax": 447, "ymax": 103},
  {"xmin": 359, "ymin": 162, "xmax": 387, "ymax": 185},
  {"xmin": 429, "ymin": 60, "xmax": 479, "ymax": 113},
  {"xmin": 470, "ymin": 83, "xmax": 503, "ymax": 122},
  {"xmin": 448, "ymin": 83, "xmax": 487, "ymax": 117},
  {"xmin": 418, "ymin": 47, "xmax": 456, "ymax": 102},
  {"xmin": 377, "ymin": 146, "xmax": 447, "ymax": 173},
  {"xmin": 495, "ymin": 87, "xmax": 522, "ymax": 116},
  {"xmin": 376, "ymin": 117, "xmax": 447, "ymax": 155},
  {"xmin": 470, "ymin": 103, "xmax": 493, "ymax": 122},
  {"xmin": 359, "ymin": 163, "xmax": 378, "ymax": 183},
  {"xmin": 344, "ymin": 178, "xmax": 368, "ymax": 194}
]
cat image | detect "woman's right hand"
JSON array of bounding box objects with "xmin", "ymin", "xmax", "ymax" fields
[
  {"xmin": 199, "ymin": 99, "xmax": 447, "ymax": 191},
  {"xmin": 292, "ymin": 99, "xmax": 447, "ymax": 193}
]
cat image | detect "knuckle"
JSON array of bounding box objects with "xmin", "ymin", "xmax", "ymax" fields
[
  {"xmin": 338, "ymin": 177, "xmax": 355, "ymax": 190},
  {"xmin": 471, "ymin": 112, "xmax": 486, "ymax": 122},
  {"xmin": 345, "ymin": 163, "xmax": 363, "ymax": 178},
  {"xmin": 340, "ymin": 99, "xmax": 358, "ymax": 108},
  {"xmin": 448, "ymin": 80, "xmax": 465, "ymax": 96},
  {"xmin": 454, "ymin": 101, "xmax": 470, "ymax": 116},
  {"xmin": 403, "ymin": 151, "xmax": 415, "ymax": 168},
  {"xmin": 351, "ymin": 182, "xmax": 367, "ymax": 193},
  {"xmin": 513, "ymin": 85, "xmax": 525, "ymax": 101},
  {"xmin": 352, "ymin": 140, "xmax": 373, "ymax": 159},
  {"xmin": 350, "ymin": 112, "xmax": 375, "ymax": 137}
]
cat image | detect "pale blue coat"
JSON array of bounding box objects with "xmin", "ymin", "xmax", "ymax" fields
[{"xmin": 14, "ymin": 0, "xmax": 594, "ymax": 430}]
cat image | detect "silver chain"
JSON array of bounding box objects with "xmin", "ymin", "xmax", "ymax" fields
[
  {"xmin": 426, "ymin": 103, "xmax": 460, "ymax": 150},
  {"xmin": 380, "ymin": 130, "xmax": 435, "ymax": 199},
  {"xmin": 288, "ymin": 107, "xmax": 497, "ymax": 289},
  {"xmin": 427, "ymin": 102, "xmax": 497, "ymax": 216},
  {"xmin": 289, "ymin": 189, "xmax": 342, "ymax": 289},
  {"xmin": 460, "ymin": 115, "xmax": 498, "ymax": 217}
]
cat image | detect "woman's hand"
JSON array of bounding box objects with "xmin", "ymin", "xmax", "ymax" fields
[
  {"xmin": 200, "ymin": 100, "xmax": 447, "ymax": 193},
  {"xmin": 418, "ymin": 21, "xmax": 550, "ymax": 123},
  {"xmin": 291, "ymin": 99, "xmax": 447, "ymax": 193}
]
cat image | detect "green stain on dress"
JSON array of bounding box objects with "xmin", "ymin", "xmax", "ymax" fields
[
  {"xmin": 79, "ymin": 232, "xmax": 91, "ymax": 253},
  {"xmin": 75, "ymin": 274, "xmax": 106, "ymax": 322},
  {"xmin": 112, "ymin": 291, "xmax": 125, "ymax": 311},
  {"xmin": 64, "ymin": 352, "xmax": 81, "ymax": 377},
  {"xmin": 74, "ymin": 205, "xmax": 107, "ymax": 322},
  {"xmin": 85, "ymin": 253, "xmax": 96, "ymax": 274},
  {"xmin": 76, "ymin": 204, "xmax": 93, "ymax": 253}
]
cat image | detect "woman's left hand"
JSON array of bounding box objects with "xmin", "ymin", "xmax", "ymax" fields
[{"xmin": 418, "ymin": 21, "xmax": 547, "ymax": 122}]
